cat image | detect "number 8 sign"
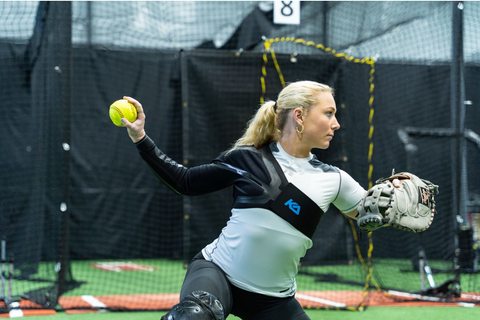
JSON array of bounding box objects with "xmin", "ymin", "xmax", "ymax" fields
[{"xmin": 273, "ymin": 1, "xmax": 300, "ymax": 25}]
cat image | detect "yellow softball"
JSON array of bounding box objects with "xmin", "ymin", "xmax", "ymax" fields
[{"xmin": 109, "ymin": 99, "xmax": 137, "ymax": 127}]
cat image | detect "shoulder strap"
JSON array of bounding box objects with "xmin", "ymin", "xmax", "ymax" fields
[{"xmin": 257, "ymin": 143, "xmax": 290, "ymax": 190}]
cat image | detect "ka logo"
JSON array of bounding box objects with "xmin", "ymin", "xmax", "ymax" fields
[{"xmin": 284, "ymin": 199, "xmax": 301, "ymax": 215}]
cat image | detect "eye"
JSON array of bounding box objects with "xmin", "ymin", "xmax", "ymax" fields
[{"xmin": 325, "ymin": 112, "xmax": 333, "ymax": 117}]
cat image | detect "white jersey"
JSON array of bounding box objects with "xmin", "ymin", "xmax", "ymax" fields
[{"xmin": 202, "ymin": 142, "xmax": 366, "ymax": 297}]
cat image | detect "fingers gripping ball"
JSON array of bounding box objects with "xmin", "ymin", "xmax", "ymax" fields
[
  {"xmin": 109, "ymin": 99, "xmax": 137, "ymax": 127},
  {"xmin": 357, "ymin": 172, "xmax": 439, "ymax": 233}
]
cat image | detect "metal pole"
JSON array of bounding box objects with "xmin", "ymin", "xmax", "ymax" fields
[{"xmin": 450, "ymin": 1, "xmax": 467, "ymax": 284}]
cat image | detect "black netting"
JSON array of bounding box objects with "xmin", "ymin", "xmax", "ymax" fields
[{"xmin": 1, "ymin": 0, "xmax": 479, "ymax": 313}]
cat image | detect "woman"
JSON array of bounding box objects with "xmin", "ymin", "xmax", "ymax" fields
[{"xmin": 122, "ymin": 81, "xmax": 367, "ymax": 320}]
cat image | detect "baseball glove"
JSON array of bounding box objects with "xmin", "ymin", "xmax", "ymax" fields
[{"xmin": 357, "ymin": 171, "xmax": 439, "ymax": 233}]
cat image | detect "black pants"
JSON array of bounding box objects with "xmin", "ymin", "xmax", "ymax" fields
[{"xmin": 179, "ymin": 253, "xmax": 310, "ymax": 320}]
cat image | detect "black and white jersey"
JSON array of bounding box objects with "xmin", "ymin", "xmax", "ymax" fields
[{"xmin": 136, "ymin": 136, "xmax": 366, "ymax": 298}]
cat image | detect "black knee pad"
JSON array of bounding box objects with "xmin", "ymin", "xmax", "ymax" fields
[{"xmin": 161, "ymin": 291, "xmax": 225, "ymax": 320}]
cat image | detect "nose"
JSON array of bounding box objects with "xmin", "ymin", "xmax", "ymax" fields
[{"xmin": 332, "ymin": 117, "xmax": 340, "ymax": 130}]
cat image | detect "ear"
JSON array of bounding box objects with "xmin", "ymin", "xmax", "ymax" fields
[{"xmin": 292, "ymin": 108, "xmax": 304, "ymax": 124}]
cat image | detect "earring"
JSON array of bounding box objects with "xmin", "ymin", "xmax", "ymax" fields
[{"xmin": 296, "ymin": 124, "xmax": 304, "ymax": 134}]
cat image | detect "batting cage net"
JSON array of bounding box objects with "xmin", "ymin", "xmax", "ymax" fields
[{"xmin": 1, "ymin": 1, "xmax": 480, "ymax": 315}]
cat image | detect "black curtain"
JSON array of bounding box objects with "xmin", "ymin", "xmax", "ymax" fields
[{"xmin": 3, "ymin": 42, "xmax": 480, "ymax": 265}]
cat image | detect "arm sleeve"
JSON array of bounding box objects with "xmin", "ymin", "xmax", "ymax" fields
[
  {"xmin": 333, "ymin": 170, "xmax": 367, "ymax": 213},
  {"xmin": 135, "ymin": 135, "xmax": 242, "ymax": 196}
]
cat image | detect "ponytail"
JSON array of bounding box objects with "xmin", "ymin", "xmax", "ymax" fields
[{"xmin": 230, "ymin": 101, "xmax": 279, "ymax": 151}]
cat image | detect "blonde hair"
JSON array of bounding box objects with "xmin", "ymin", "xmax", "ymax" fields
[{"xmin": 230, "ymin": 81, "xmax": 333, "ymax": 151}]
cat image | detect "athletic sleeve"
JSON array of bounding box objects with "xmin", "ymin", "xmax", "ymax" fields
[
  {"xmin": 332, "ymin": 170, "xmax": 367, "ymax": 213},
  {"xmin": 135, "ymin": 135, "xmax": 242, "ymax": 196}
]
